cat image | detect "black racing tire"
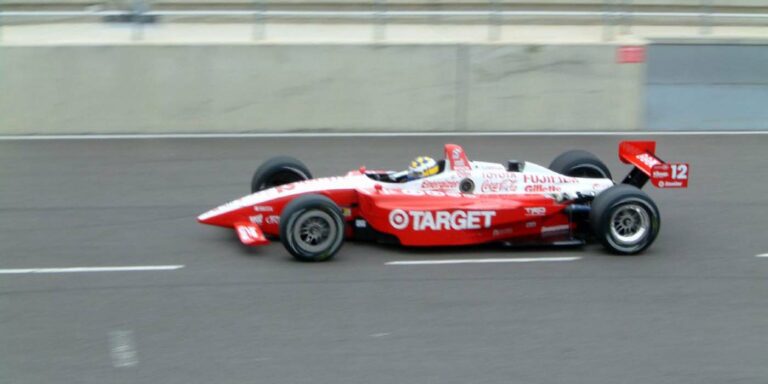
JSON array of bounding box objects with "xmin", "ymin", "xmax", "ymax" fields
[
  {"xmin": 251, "ymin": 156, "xmax": 312, "ymax": 193},
  {"xmin": 549, "ymin": 150, "xmax": 612, "ymax": 180},
  {"xmin": 590, "ymin": 185, "xmax": 660, "ymax": 255},
  {"xmin": 279, "ymin": 194, "xmax": 345, "ymax": 262}
]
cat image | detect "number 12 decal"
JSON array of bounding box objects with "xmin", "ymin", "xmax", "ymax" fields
[
  {"xmin": 671, "ymin": 164, "xmax": 688, "ymax": 180},
  {"xmin": 651, "ymin": 163, "xmax": 689, "ymax": 188}
]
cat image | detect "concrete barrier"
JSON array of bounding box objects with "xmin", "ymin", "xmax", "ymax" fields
[
  {"xmin": 464, "ymin": 45, "xmax": 643, "ymax": 131},
  {"xmin": 0, "ymin": 43, "xmax": 643, "ymax": 133},
  {"xmin": 646, "ymin": 43, "xmax": 768, "ymax": 130}
]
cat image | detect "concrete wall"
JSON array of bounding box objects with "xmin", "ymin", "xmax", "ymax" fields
[
  {"xmin": 465, "ymin": 45, "xmax": 643, "ymax": 132},
  {"xmin": 646, "ymin": 43, "xmax": 768, "ymax": 130},
  {"xmin": 0, "ymin": 44, "xmax": 643, "ymax": 134}
]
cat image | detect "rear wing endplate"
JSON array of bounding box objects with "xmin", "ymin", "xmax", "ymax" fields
[{"xmin": 619, "ymin": 141, "xmax": 689, "ymax": 189}]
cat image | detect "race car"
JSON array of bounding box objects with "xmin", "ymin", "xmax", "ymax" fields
[{"xmin": 198, "ymin": 141, "xmax": 688, "ymax": 261}]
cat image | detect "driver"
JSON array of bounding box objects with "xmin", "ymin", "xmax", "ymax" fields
[{"xmin": 407, "ymin": 156, "xmax": 439, "ymax": 180}]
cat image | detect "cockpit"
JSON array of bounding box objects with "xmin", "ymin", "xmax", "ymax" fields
[
  {"xmin": 365, "ymin": 159, "xmax": 447, "ymax": 183},
  {"xmin": 362, "ymin": 144, "xmax": 471, "ymax": 183}
]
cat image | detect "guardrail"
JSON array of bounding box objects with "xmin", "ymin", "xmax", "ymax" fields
[{"xmin": 1, "ymin": 2, "xmax": 767, "ymax": 42}]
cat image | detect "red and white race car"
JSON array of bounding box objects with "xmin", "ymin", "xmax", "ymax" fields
[{"xmin": 199, "ymin": 141, "xmax": 688, "ymax": 261}]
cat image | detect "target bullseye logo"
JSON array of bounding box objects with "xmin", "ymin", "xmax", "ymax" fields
[{"xmin": 389, "ymin": 209, "xmax": 409, "ymax": 230}]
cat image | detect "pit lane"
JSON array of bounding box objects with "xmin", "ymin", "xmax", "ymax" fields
[{"xmin": 1, "ymin": 134, "xmax": 767, "ymax": 384}]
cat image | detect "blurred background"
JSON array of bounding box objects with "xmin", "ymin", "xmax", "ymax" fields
[{"xmin": 0, "ymin": 0, "xmax": 767, "ymax": 134}]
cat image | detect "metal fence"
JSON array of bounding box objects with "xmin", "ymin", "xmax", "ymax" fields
[{"xmin": 1, "ymin": 0, "xmax": 766, "ymax": 42}]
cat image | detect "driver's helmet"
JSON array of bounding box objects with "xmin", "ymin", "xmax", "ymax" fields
[{"xmin": 408, "ymin": 156, "xmax": 439, "ymax": 179}]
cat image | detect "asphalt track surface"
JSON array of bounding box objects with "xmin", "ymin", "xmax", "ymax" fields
[{"xmin": 1, "ymin": 134, "xmax": 767, "ymax": 384}]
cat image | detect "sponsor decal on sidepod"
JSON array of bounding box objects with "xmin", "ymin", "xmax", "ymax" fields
[
  {"xmin": 481, "ymin": 179, "xmax": 516, "ymax": 192},
  {"xmin": 524, "ymin": 184, "xmax": 561, "ymax": 192},
  {"xmin": 249, "ymin": 215, "xmax": 264, "ymax": 224},
  {"xmin": 483, "ymin": 172, "xmax": 518, "ymax": 180},
  {"xmin": 389, "ymin": 209, "xmax": 495, "ymax": 231},
  {"xmin": 421, "ymin": 180, "xmax": 460, "ymax": 190},
  {"xmin": 522, "ymin": 175, "xmax": 578, "ymax": 184},
  {"xmin": 524, "ymin": 207, "xmax": 546, "ymax": 216}
]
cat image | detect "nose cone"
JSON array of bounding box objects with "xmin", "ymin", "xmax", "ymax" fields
[
  {"xmin": 199, "ymin": 194, "xmax": 261, "ymax": 228},
  {"xmin": 198, "ymin": 208, "xmax": 237, "ymax": 228},
  {"xmin": 198, "ymin": 211, "xmax": 220, "ymax": 226}
]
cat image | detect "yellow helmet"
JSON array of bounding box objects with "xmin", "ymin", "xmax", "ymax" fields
[{"xmin": 409, "ymin": 156, "xmax": 439, "ymax": 178}]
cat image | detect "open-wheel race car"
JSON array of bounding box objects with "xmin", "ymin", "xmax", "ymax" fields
[{"xmin": 198, "ymin": 141, "xmax": 689, "ymax": 261}]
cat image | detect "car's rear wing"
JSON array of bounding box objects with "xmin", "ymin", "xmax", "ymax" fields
[{"xmin": 619, "ymin": 141, "xmax": 689, "ymax": 189}]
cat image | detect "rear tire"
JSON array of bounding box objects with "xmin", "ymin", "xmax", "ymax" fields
[
  {"xmin": 549, "ymin": 150, "xmax": 612, "ymax": 179},
  {"xmin": 590, "ymin": 185, "xmax": 660, "ymax": 255},
  {"xmin": 279, "ymin": 194, "xmax": 345, "ymax": 262},
  {"xmin": 251, "ymin": 156, "xmax": 312, "ymax": 193}
]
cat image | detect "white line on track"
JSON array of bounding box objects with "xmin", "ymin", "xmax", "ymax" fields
[
  {"xmin": 386, "ymin": 257, "xmax": 581, "ymax": 265},
  {"xmin": 756, "ymin": 254, "xmax": 768, "ymax": 258},
  {"xmin": 0, "ymin": 265, "xmax": 184, "ymax": 274},
  {"xmin": 1, "ymin": 131, "xmax": 767, "ymax": 140}
]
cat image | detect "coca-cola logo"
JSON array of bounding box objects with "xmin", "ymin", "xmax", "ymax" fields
[{"xmin": 481, "ymin": 179, "xmax": 516, "ymax": 192}]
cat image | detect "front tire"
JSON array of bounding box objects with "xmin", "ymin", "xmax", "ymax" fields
[
  {"xmin": 549, "ymin": 150, "xmax": 612, "ymax": 179},
  {"xmin": 279, "ymin": 194, "xmax": 345, "ymax": 262},
  {"xmin": 590, "ymin": 185, "xmax": 660, "ymax": 255},
  {"xmin": 251, "ymin": 156, "xmax": 312, "ymax": 193}
]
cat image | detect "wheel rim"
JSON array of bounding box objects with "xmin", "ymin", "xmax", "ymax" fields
[
  {"xmin": 292, "ymin": 210, "xmax": 337, "ymax": 253},
  {"xmin": 609, "ymin": 204, "xmax": 650, "ymax": 245}
]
